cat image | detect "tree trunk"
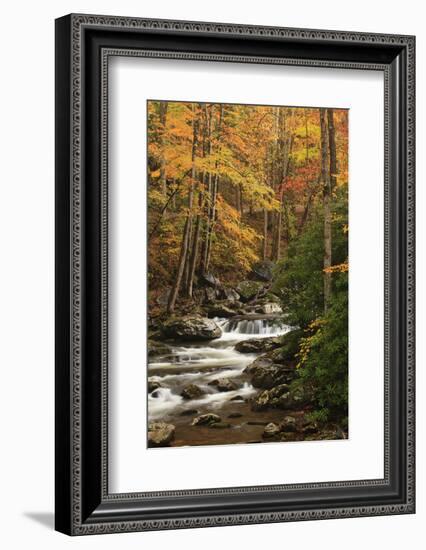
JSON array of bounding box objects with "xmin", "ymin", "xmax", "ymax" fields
[
  {"xmin": 183, "ymin": 105, "xmax": 199, "ymax": 295},
  {"xmin": 262, "ymin": 209, "xmax": 268, "ymax": 260},
  {"xmin": 167, "ymin": 105, "xmax": 198, "ymax": 311},
  {"xmin": 269, "ymin": 107, "xmax": 280, "ymax": 261},
  {"xmin": 187, "ymin": 105, "xmax": 209, "ymax": 296},
  {"xmin": 272, "ymin": 110, "xmax": 293, "ymax": 262},
  {"xmin": 200, "ymin": 105, "xmax": 214, "ymax": 275},
  {"xmin": 187, "ymin": 184, "xmax": 204, "ymax": 297},
  {"xmin": 204, "ymin": 104, "xmax": 223, "ymax": 272},
  {"xmin": 320, "ymin": 109, "xmax": 332, "ymax": 312},
  {"xmin": 327, "ymin": 108, "xmax": 337, "ymax": 189},
  {"xmin": 159, "ymin": 101, "xmax": 168, "ymax": 198},
  {"xmin": 167, "ymin": 217, "xmax": 191, "ymax": 313}
]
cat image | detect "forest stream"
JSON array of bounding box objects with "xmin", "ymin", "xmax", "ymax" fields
[
  {"xmin": 146, "ymin": 101, "xmax": 349, "ymax": 447},
  {"xmin": 148, "ymin": 315, "xmax": 294, "ymax": 447}
]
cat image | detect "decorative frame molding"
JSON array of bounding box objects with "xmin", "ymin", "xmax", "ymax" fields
[{"xmin": 55, "ymin": 14, "xmax": 415, "ymax": 535}]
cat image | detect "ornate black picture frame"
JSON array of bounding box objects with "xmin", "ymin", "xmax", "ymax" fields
[{"xmin": 55, "ymin": 13, "xmax": 415, "ymax": 535}]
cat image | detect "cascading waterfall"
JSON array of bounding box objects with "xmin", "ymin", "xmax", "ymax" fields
[
  {"xmin": 148, "ymin": 315, "xmax": 292, "ymax": 420},
  {"xmin": 221, "ymin": 317, "xmax": 289, "ymax": 336}
]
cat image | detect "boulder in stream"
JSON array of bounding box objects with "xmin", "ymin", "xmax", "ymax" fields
[
  {"xmin": 148, "ymin": 380, "xmax": 163, "ymax": 393},
  {"xmin": 235, "ymin": 336, "xmax": 281, "ymax": 354},
  {"xmin": 181, "ymin": 384, "xmax": 205, "ymax": 400},
  {"xmin": 148, "ymin": 422, "xmax": 175, "ymax": 447},
  {"xmin": 263, "ymin": 422, "xmax": 281, "ymax": 438},
  {"xmin": 191, "ymin": 413, "xmax": 222, "ymax": 426},
  {"xmin": 251, "ymin": 384, "xmax": 290, "ymax": 411},
  {"xmin": 208, "ymin": 377, "xmax": 238, "ymax": 392},
  {"xmin": 161, "ymin": 315, "xmax": 222, "ymax": 341},
  {"xmin": 280, "ymin": 415, "xmax": 297, "ymax": 432},
  {"xmin": 244, "ymin": 355, "xmax": 296, "ymax": 389},
  {"xmin": 252, "ymin": 384, "xmax": 312, "ymax": 411}
]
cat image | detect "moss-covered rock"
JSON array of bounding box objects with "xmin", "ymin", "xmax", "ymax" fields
[
  {"xmin": 161, "ymin": 315, "xmax": 222, "ymax": 341},
  {"xmin": 236, "ymin": 280, "xmax": 264, "ymax": 302},
  {"xmin": 251, "ymin": 384, "xmax": 312, "ymax": 412}
]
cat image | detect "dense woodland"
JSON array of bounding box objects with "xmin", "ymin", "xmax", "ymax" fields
[{"xmin": 147, "ymin": 100, "xmax": 349, "ymax": 434}]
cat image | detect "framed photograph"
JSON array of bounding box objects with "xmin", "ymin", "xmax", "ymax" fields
[{"xmin": 55, "ymin": 14, "xmax": 415, "ymax": 535}]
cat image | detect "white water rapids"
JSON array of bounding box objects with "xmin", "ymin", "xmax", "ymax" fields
[{"xmin": 148, "ymin": 316, "xmax": 291, "ymax": 421}]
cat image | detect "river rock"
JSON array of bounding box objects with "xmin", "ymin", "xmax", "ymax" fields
[
  {"xmin": 161, "ymin": 315, "xmax": 222, "ymax": 341},
  {"xmin": 192, "ymin": 413, "xmax": 221, "ymax": 426},
  {"xmin": 244, "ymin": 355, "xmax": 296, "ymax": 389},
  {"xmin": 220, "ymin": 287, "xmax": 241, "ymax": 302},
  {"xmin": 181, "ymin": 384, "xmax": 205, "ymax": 400},
  {"xmin": 208, "ymin": 377, "xmax": 237, "ymax": 392},
  {"xmin": 277, "ymin": 386, "xmax": 312, "ymax": 409},
  {"xmin": 235, "ymin": 336, "xmax": 281, "ymax": 354},
  {"xmin": 302, "ymin": 420, "xmax": 319, "ymax": 435},
  {"xmin": 236, "ymin": 280, "xmax": 264, "ymax": 303},
  {"xmin": 200, "ymin": 272, "xmax": 221, "ymax": 288},
  {"xmin": 251, "ymin": 384, "xmax": 290, "ymax": 411},
  {"xmin": 148, "ymin": 380, "xmax": 163, "ymax": 393},
  {"xmin": 204, "ymin": 286, "xmax": 218, "ymax": 303},
  {"xmin": 230, "ymin": 395, "xmax": 245, "ymax": 402},
  {"xmin": 250, "ymin": 260, "xmax": 275, "ymax": 282},
  {"xmin": 280, "ymin": 415, "xmax": 297, "ymax": 432},
  {"xmin": 254, "ymin": 302, "xmax": 283, "ymax": 314},
  {"xmin": 148, "ymin": 422, "xmax": 175, "ymax": 447},
  {"xmin": 147, "ymin": 340, "xmax": 171, "ymax": 357},
  {"xmin": 263, "ymin": 422, "xmax": 281, "ymax": 438}
]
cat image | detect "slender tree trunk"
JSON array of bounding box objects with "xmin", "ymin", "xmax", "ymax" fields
[
  {"xmin": 204, "ymin": 172, "xmax": 219, "ymax": 273},
  {"xmin": 187, "ymin": 105, "xmax": 209, "ymax": 295},
  {"xmin": 200, "ymin": 105, "xmax": 214, "ymax": 275},
  {"xmin": 262, "ymin": 209, "xmax": 268, "ymax": 260},
  {"xmin": 159, "ymin": 101, "xmax": 168, "ymax": 198},
  {"xmin": 204, "ymin": 105, "xmax": 223, "ymax": 272},
  {"xmin": 269, "ymin": 107, "xmax": 280, "ymax": 261},
  {"xmin": 273, "ymin": 111, "xmax": 292, "ymax": 262},
  {"xmin": 187, "ymin": 184, "xmax": 203, "ymax": 297},
  {"xmin": 320, "ymin": 108, "xmax": 332, "ymax": 312},
  {"xmin": 327, "ymin": 108, "xmax": 337, "ymax": 189},
  {"xmin": 167, "ymin": 217, "xmax": 191, "ymax": 313},
  {"xmin": 167, "ymin": 106, "xmax": 198, "ymax": 311},
  {"xmin": 184, "ymin": 105, "xmax": 199, "ymax": 295},
  {"xmin": 305, "ymin": 108, "xmax": 309, "ymax": 162},
  {"xmin": 297, "ymin": 176, "xmax": 320, "ymax": 235}
]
